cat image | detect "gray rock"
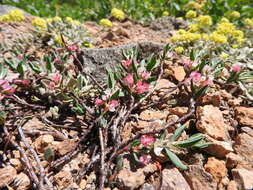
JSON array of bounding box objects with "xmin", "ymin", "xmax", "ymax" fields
[
  {"xmin": 79, "ymin": 41, "xmax": 165, "ymax": 82},
  {"xmin": 0, "ymin": 4, "xmax": 30, "ymax": 16}
]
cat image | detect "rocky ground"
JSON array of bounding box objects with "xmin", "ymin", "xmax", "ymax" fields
[{"xmin": 0, "ymin": 5, "xmax": 253, "ymax": 190}]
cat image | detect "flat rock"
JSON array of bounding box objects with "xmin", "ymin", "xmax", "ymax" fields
[
  {"xmin": 0, "ymin": 165, "xmax": 17, "ymax": 188},
  {"xmin": 204, "ymin": 157, "xmax": 227, "ymax": 182},
  {"xmin": 232, "ymin": 168, "xmax": 253, "ymax": 190},
  {"xmin": 204, "ymin": 136, "xmax": 233, "ymax": 158},
  {"xmin": 233, "ymin": 133, "xmax": 253, "ymax": 169},
  {"xmin": 79, "ymin": 41, "xmax": 165, "ymax": 82},
  {"xmin": 183, "ymin": 165, "xmax": 217, "ymax": 190},
  {"xmin": 235, "ymin": 106, "xmax": 253, "ymax": 128},
  {"xmin": 0, "ymin": 5, "xmax": 30, "ymax": 16},
  {"xmin": 13, "ymin": 172, "xmax": 31, "ymax": 190},
  {"xmin": 196, "ymin": 105, "xmax": 229, "ymax": 140},
  {"xmin": 161, "ymin": 167, "xmax": 191, "ymax": 190}
]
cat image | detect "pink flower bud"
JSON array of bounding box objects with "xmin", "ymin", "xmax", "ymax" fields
[
  {"xmin": 53, "ymin": 58, "xmax": 61, "ymax": 64},
  {"xmin": 0, "ymin": 80, "xmax": 15, "ymax": 95},
  {"xmin": 67, "ymin": 44, "xmax": 78, "ymax": 52},
  {"xmin": 190, "ymin": 71, "xmax": 202, "ymax": 86},
  {"xmin": 95, "ymin": 98, "xmax": 104, "ymax": 106},
  {"xmin": 122, "ymin": 59, "xmax": 132, "ymax": 67},
  {"xmin": 51, "ymin": 74, "xmax": 62, "ymax": 84},
  {"xmin": 13, "ymin": 79, "xmax": 30, "ymax": 85},
  {"xmin": 183, "ymin": 59, "xmax": 193, "ymax": 68},
  {"xmin": 202, "ymin": 65, "xmax": 212, "ymax": 73},
  {"xmin": 17, "ymin": 55, "xmax": 23, "ymax": 61},
  {"xmin": 140, "ymin": 135, "xmax": 155, "ymax": 147},
  {"xmin": 141, "ymin": 71, "xmax": 151, "ymax": 80},
  {"xmin": 135, "ymin": 81, "xmax": 150, "ymax": 94},
  {"xmin": 49, "ymin": 81, "xmax": 56, "ymax": 89},
  {"xmin": 123, "ymin": 74, "xmax": 134, "ymax": 87},
  {"xmin": 232, "ymin": 65, "xmax": 241, "ymax": 72},
  {"xmin": 139, "ymin": 154, "xmax": 151, "ymax": 165},
  {"xmin": 201, "ymin": 76, "xmax": 213, "ymax": 87},
  {"xmin": 108, "ymin": 100, "xmax": 119, "ymax": 112}
]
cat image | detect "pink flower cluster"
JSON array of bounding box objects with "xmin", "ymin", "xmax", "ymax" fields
[
  {"xmin": 140, "ymin": 135, "xmax": 156, "ymax": 147},
  {"xmin": 122, "ymin": 59, "xmax": 132, "ymax": 67},
  {"xmin": 122, "ymin": 73, "xmax": 150, "ymax": 94},
  {"xmin": 232, "ymin": 65, "xmax": 241, "ymax": 72},
  {"xmin": 49, "ymin": 74, "xmax": 62, "ymax": 89},
  {"xmin": 0, "ymin": 80, "xmax": 15, "ymax": 100},
  {"xmin": 139, "ymin": 154, "xmax": 151, "ymax": 165},
  {"xmin": 95, "ymin": 98, "xmax": 120, "ymax": 112},
  {"xmin": 184, "ymin": 71, "xmax": 213, "ymax": 87},
  {"xmin": 13, "ymin": 79, "xmax": 30, "ymax": 86}
]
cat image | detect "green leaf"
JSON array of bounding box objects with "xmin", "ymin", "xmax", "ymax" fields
[
  {"xmin": 165, "ymin": 148, "xmax": 187, "ymax": 170},
  {"xmin": 146, "ymin": 56, "xmax": 158, "ymax": 72},
  {"xmin": 191, "ymin": 141, "xmax": 209, "ymax": 149},
  {"xmin": 131, "ymin": 139, "xmax": 140, "ymax": 147},
  {"xmin": 28, "ymin": 62, "xmax": 41, "ymax": 74},
  {"xmin": 0, "ymin": 64, "xmax": 7, "ymax": 79},
  {"xmin": 174, "ymin": 133, "xmax": 204, "ymax": 148},
  {"xmin": 17, "ymin": 57, "xmax": 26, "ymax": 78},
  {"xmin": 44, "ymin": 147, "xmax": 55, "ymax": 162},
  {"xmin": 4, "ymin": 59, "xmax": 16, "ymax": 70},
  {"xmin": 190, "ymin": 50, "xmax": 195, "ymax": 61},
  {"xmin": 172, "ymin": 125, "xmax": 187, "ymax": 141},
  {"xmin": 45, "ymin": 56, "xmax": 53, "ymax": 73},
  {"xmin": 107, "ymin": 69, "xmax": 115, "ymax": 89},
  {"xmin": 194, "ymin": 85, "xmax": 208, "ymax": 98}
]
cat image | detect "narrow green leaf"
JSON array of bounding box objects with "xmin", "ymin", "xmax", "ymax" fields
[
  {"xmin": 17, "ymin": 58, "xmax": 26, "ymax": 78},
  {"xmin": 146, "ymin": 56, "xmax": 158, "ymax": 72},
  {"xmin": 28, "ymin": 62, "xmax": 41, "ymax": 74},
  {"xmin": 0, "ymin": 64, "xmax": 7, "ymax": 79},
  {"xmin": 174, "ymin": 133, "xmax": 204, "ymax": 148},
  {"xmin": 45, "ymin": 57, "xmax": 53, "ymax": 73},
  {"xmin": 107, "ymin": 69, "xmax": 115, "ymax": 89},
  {"xmin": 172, "ymin": 125, "xmax": 187, "ymax": 141},
  {"xmin": 165, "ymin": 148, "xmax": 187, "ymax": 170}
]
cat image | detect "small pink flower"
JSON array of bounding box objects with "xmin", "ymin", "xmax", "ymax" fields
[
  {"xmin": 95, "ymin": 98, "xmax": 104, "ymax": 106},
  {"xmin": 183, "ymin": 59, "xmax": 193, "ymax": 68},
  {"xmin": 0, "ymin": 80, "xmax": 10, "ymax": 89},
  {"xmin": 202, "ymin": 65, "xmax": 212, "ymax": 73},
  {"xmin": 141, "ymin": 71, "xmax": 151, "ymax": 80},
  {"xmin": 49, "ymin": 81, "xmax": 56, "ymax": 89},
  {"xmin": 135, "ymin": 81, "xmax": 150, "ymax": 94},
  {"xmin": 67, "ymin": 44, "xmax": 78, "ymax": 52},
  {"xmin": 17, "ymin": 55, "xmax": 22, "ymax": 61},
  {"xmin": 51, "ymin": 74, "xmax": 62, "ymax": 84},
  {"xmin": 140, "ymin": 135, "xmax": 156, "ymax": 147},
  {"xmin": 53, "ymin": 58, "xmax": 61, "ymax": 64},
  {"xmin": 232, "ymin": 65, "xmax": 241, "ymax": 72},
  {"xmin": 0, "ymin": 80, "xmax": 15, "ymax": 95},
  {"xmin": 201, "ymin": 76, "xmax": 213, "ymax": 87},
  {"xmin": 190, "ymin": 71, "xmax": 201, "ymax": 86},
  {"xmin": 123, "ymin": 74, "xmax": 134, "ymax": 87},
  {"xmin": 122, "ymin": 59, "xmax": 132, "ymax": 67},
  {"xmin": 108, "ymin": 100, "xmax": 119, "ymax": 112},
  {"xmin": 13, "ymin": 79, "xmax": 30, "ymax": 85},
  {"xmin": 139, "ymin": 155, "xmax": 151, "ymax": 165}
]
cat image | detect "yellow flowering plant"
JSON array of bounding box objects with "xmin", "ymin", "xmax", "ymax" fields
[
  {"xmin": 111, "ymin": 8, "xmax": 125, "ymax": 21},
  {"xmin": 0, "ymin": 9, "xmax": 25, "ymax": 22},
  {"xmin": 99, "ymin": 18, "xmax": 113, "ymax": 28}
]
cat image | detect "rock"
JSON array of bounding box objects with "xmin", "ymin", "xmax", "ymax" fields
[
  {"xmin": 34, "ymin": 134, "xmax": 54, "ymax": 153},
  {"xmin": 169, "ymin": 107, "xmax": 188, "ymax": 117},
  {"xmin": 204, "ymin": 157, "xmax": 227, "ymax": 182},
  {"xmin": 232, "ymin": 168, "xmax": 253, "ymax": 190},
  {"xmin": 204, "ymin": 136, "xmax": 233, "ymax": 158},
  {"xmin": 226, "ymin": 153, "xmax": 243, "ymax": 169},
  {"xmin": 13, "ymin": 172, "xmax": 31, "ymax": 190},
  {"xmin": 114, "ymin": 27, "xmax": 130, "ymax": 38},
  {"xmin": 196, "ymin": 105, "xmax": 230, "ymax": 140},
  {"xmin": 79, "ymin": 41, "xmax": 165, "ymax": 82},
  {"xmin": 150, "ymin": 16, "xmax": 187, "ymax": 31},
  {"xmin": 183, "ymin": 165, "xmax": 217, "ymax": 190},
  {"xmin": 0, "ymin": 165, "xmax": 17, "ymax": 188},
  {"xmin": 10, "ymin": 158, "xmax": 23, "ymax": 172},
  {"xmin": 55, "ymin": 139, "xmax": 77, "ymax": 156},
  {"xmin": 54, "ymin": 170, "xmax": 73, "ymax": 189},
  {"xmin": 234, "ymin": 133, "xmax": 253, "ymax": 169},
  {"xmin": 23, "ymin": 117, "xmax": 46, "ymax": 130},
  {"xmin": 235, "ymin": 106, "xmax": 253, "ymax": 127},
  {"xmin": 135, "ymin": 110, "xmax": 168, "ymax": 131},
  {"xmin": 241, "ymin": 127, "xmax": 253, "ymax": 137},
  {"xmin": 170, "ymin": 66, "xmax": 186, "ymax": 81},
  {"xmin": 227, "ymin": 180, "xmax": 238, "ymax": 190},
  {"xmin": 116, "ymin": 169, "xmax": 145, "ymax": 190},
  {"xmin": 0, "ymin": 5, "xmax": 30, "ymax": 16},
  {"xmin": 140, "ymin": 183, "xmax": 156, "ymax": 190},
  {"xmin": 161, "ymin": 167, "xmax": 191, "ymax": 190}
]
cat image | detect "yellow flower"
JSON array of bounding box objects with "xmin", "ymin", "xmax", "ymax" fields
[
  {"xmin": 201, "ymin": 33, "xmax": 209, "ymax": 41},
  {"xmin": 65, "ymin": 17, "xmax": 73, "ymax": 22},
  {"xmin": 220, "ymin": 52, "xmax": 229, "ymax": 60},
  {"xmin": 244, "ymin": 18, "xmax": 253, "ymax": 27},
  {"xmin": 210, "ymin": 32, "xmax": 227, "ymax": 44},
  {"xmin": 72, "ymin": 20, "xmax": 81, "ymax": 25},
  {"xmin": 188, "ymin": 1, "xmax": 202, "ymax": 10},
  {"xmin": 232, "ymin": 44, "xmax": 238, "ymax": 48},
  {"xmin": 162, "ymin": 11, "xmax": 169, "ymax": 17},
  {"xmin": 54, "ymin": 35, "xmax": 64, "ymax": 45},
  {"xmin": 220, "ymin": 17, "xmax": 229, "ymax": 23},
  {"xmin": 0, "ymin": 14, "xmax": 11, "ymax": 22},
  {"xmin": 186, "ymin": 10, "xmax": 197, "ymax": 19},
  {"xmin": 216, "ymin": 22, "xmax": 235, "ymax": 35},
  {"xmin": 188, "ymin": 24, "xmax": 199, "ymax": 32},
  {"xmin": 111, "ymin": 8, "xmax": 125, "ymax": 21},
  {"xmin": 196, "ymin": 15, "xmax": 212, "ymax": 26},
  {"xmin": 8, "ymin": 10, "xmax": 25, "ymax": 22},
  {"xmin": 177, "ymin": 29, "xmax": 187, "ymax": 34},
  {"xmin": 177, "ymin": 17, "xmax": 184, "ymax": 21},
  {"xmin": 53, "ymin": 16, "xmax": 62, "ymax": 22},
  {"xmin": 175, "ymin": 46, "xmax": 184, "ymax": 54},
  {"xmin": 232, "ymin": 30, "xmax": 244, "ymax": 39},
  {"xmin": 99, "ymin": 18, "xmax": 113, "ymax": 28},
  {"xmin": 236, "ymin": 37, "xmax": 245, "ymax": 44},
  {"xmin": 83, "ymin": 42, "xmax": 93, "ymax": 48},
  {"xmin": 46, "ymin": 18, "xmax": 53, "ymax": 23},
  {"xmin": 230, "ymin": 11, "xmax": 240, "ymax": 19},
  {"xmin": 170, "ymin": 35, "xmax": 180, "ymax": 43},
  {"xmin": 32, "ymin": 17, "xmax": 47, "ymax": 30}
]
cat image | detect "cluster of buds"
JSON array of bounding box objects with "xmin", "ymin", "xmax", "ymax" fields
[
  {"xmin": 0, "ymin": 80, "xmax": 16, "ymax": 100},
  {"xmin": 95, "ymin": 98, "xmax": 120, "ymax": 112},
  {"xmin": 49, "ymin": 73, "xmax": 62, "ymax": 89}
]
